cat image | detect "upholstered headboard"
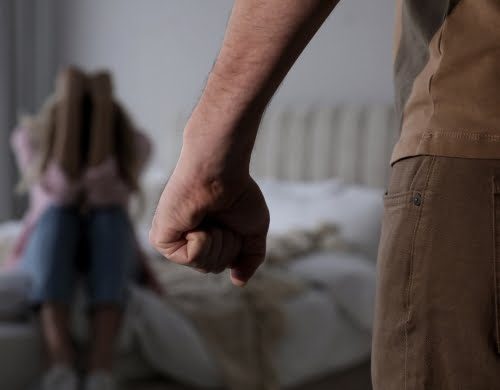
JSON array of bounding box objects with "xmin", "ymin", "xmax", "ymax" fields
[{"xmin": 148, "ymin": 104, "xmax": 397, "ymax": 189}]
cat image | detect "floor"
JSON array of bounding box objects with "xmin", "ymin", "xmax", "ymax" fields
[{"xmin": 127, "ymin": 360, "xmax": 372, "ymax": 390}]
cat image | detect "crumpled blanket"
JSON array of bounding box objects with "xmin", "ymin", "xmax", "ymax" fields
[{"xmin": 147, "ymin": 223, "xmax": 347, "ymax": 390}]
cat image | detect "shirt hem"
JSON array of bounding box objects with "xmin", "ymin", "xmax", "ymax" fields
[{"xmin": 390, "ymin": 129, "xmax": 500, "ymax": 165}]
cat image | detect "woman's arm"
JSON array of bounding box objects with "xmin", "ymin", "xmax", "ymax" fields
[{"xmin": 11, "ymin": 127, "xmax": 35, "ymax": 174}]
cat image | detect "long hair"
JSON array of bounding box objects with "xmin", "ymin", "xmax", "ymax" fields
[
  {"xmin": 113, "ymin": 101, "xmax": 141, "ymax": 193},
  {"xmin": 17, "ymin": 95, "xmax": 57, "ymax": 192},
  {"xmin": 17, "ymin": 95, "xmax": 142, "ymax": 194}
]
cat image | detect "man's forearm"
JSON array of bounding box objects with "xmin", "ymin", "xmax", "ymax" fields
[
  {"xmin": 211, "ymin": 0, "xmax": 338, "ymax": 111},
  {"xmin": 152, "ymin": 0, "xmax": 340, "ymax": 284},
  {"xmin": 186, "ymin": 0, "xmax": 339, "ymax": 154}
]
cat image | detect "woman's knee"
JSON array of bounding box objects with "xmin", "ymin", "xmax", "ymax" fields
[
  {"xmin": 87, "ymin": 207, "xmax": 129, "ymax": 234},
  {"xmin": 36, "ymin": 206, "xmax": 80, "ymax": 241},
  {"xmin": 86, "ymin": 207, "xmax": 136, "ymax": 307},
  {"xmin": 22, "ymin": 206, "xmax": 80, "ymax": 304},
  {"xmin": 86, "ymin": 207, "xmax": 134, "ymax": 250}
]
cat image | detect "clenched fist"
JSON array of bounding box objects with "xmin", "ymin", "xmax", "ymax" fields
[{"xmin": 149, "ymin": 125, "xmax": 270, "ymax": 287}]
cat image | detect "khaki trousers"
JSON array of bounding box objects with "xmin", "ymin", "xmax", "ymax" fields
[{"xmin": 372, "ymin": 156, "xmax": 500, "ymax": 390}]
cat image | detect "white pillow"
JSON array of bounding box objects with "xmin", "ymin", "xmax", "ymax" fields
[
  {"xmin": 289, "ymin": 250, "xmax": 376, "ymax": 332},
  {"xmin": 311, "ymin": 184, "xmax": 383, "ymax": 259},
  {"xmin": 257, "ymin": 178, "xmax": 342, "ymax": 199},
  {"xmin": 259, "ymin": 179, "xmax": 383, "ymax": 260}
]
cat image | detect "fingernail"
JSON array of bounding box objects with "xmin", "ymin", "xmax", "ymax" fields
[{"xmin": 230, "ymin": 275, "xmax": 247, "ymax": 287}]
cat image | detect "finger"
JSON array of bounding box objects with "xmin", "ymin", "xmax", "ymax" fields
[
  {"xmin": 150, "ymin": 177, "xmax": 207, "ymax": 259},
  {"xmin": 230, "ymin": 234, "xmax": 266, "ymax": 287},
  {"xmin": 152, "ymin": 236, "xmax": 188, "ymax": 264},
  {"xmin": 230, "ymin": 260, "xmax": 260, "ymax": 286},
  {"xmin": 214, "ymin": 230, "xmax": 242, "ymax": 274},
  {"xmin": 160, "ymin": 229, "xmax": 211, "ymax": 267},
  {"xmin": 230, "ymin": 257, "xmax": 262, "ymax": 287},
  {"xmin": 186, "ymin": 228, "xmax": 242, "ymax": 274},
  {"xmin": 205, "ymin": 227, "xmax": 223, "ymax": 273},
  {"xmin": 185, "ymin": 229, "xmax": 212, "ymax": 270}
]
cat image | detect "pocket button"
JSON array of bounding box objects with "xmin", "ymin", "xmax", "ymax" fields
[{"xmin": 413, "ymin": 193, "xmax": 422, "ymax": 206}]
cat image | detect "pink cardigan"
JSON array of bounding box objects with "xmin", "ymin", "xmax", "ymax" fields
[{"xmin": 7, "ymin": 127, "xmax": 162, "ymax": 292}]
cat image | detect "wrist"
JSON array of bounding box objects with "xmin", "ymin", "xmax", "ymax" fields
[
  {"xmin": 191, "ymin": 69, "xmax": 266, "ymax": 137},
  {"xmin": 178, "ymin": 62, "xmax": 267, "ymax": 192},
  {"xmin": 182, "ymin": 98, "xmax": 262, "ymax": 178},
  {"xmin": 171, "ymin": 144, "xmax": 252, "ymax": 211},
  {"xmin": 179, "ymin": 126, "xmax": 252, "ymax": 185}
]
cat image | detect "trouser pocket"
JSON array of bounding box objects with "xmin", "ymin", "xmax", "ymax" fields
[
  {"xmin": 372, "ymin": 191, "xmax": 425, "ymax": 369},
  {"xmin": 492, "ymin": 176, "xmax": 500, "ymax": 354},
  {"xmin": 372, "ymin": 156, "xmax": 435, "ymax": 389}
]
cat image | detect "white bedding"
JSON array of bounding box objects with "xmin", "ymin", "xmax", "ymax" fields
[
  {"xmin": 0, "ymin": 250, "xmax": 374, "ymax": 390},
  {"xmin": 258, "ymin": 178, "xmax": 384, "ymax": 260},
  {"xmin": 0, "ymin": 280, "xmax": 372, "ymax": 389},
  {"xmin": 125, "ymin": 246, "xmax": 375, "ymax": 388},
  {"xmin": 0, "ymin": 178, "xmax": 380, "ymax": 389}
]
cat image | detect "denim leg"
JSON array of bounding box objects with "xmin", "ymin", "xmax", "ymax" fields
[
  {"xmin": 85, "ymin": 207, "xmax": 137, "ymax": 307},
  {"xmin": 21, "ymin": 206, "xmax": 80, "ymax": 305}
]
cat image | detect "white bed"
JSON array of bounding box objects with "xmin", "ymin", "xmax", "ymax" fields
[{"xmin": 0, "ymin": 104, "xmax": 397, "ymax": 390}]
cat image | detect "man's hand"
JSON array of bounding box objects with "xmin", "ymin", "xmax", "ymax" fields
[
  {"xmin": 150, "ymin": 0, "xmax": 338, "ymax": 285},
  {"xmin": 150, "ymin": 128, "xmax": 270, "ymax": 287}
]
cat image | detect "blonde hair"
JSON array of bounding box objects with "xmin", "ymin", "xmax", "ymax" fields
[
  {"xmin": 17, "ymin": 94, "xmax": 57, "ymax": 192},
  {"xmin": 18, "ymin": 94, "xmax": 142, "ymax": 194},
  {"xmin": 112, "ymin": 101, "xmax": 141, "ymax": 193}
]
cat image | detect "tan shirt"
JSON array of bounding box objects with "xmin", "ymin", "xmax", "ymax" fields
[{"xmin": 391, "ymin": 0, "xmax": 500, "ymax": 164}]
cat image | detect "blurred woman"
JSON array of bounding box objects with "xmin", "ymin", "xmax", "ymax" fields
[{"xmin": 8, "ymin": 67, "xmax": 154, "ymax": 390}]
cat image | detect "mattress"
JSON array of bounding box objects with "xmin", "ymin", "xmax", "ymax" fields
[
  {"xmin": 0, "ymin": 173, "xmax": 379, "ymax": 388},
  {"xmin": 0, "ymin": 252, "xmax": 373, "ymax": 389}
]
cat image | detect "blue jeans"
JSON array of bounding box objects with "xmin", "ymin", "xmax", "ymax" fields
[{"xmin": 21, "ymin": 206, "xmax": 137, "ymax": 307}]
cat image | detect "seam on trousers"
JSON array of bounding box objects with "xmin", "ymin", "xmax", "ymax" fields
[
  {"xmin": 403, "ymin": 155, "xmax": 436, "ymax": 390},
  {"xmin": 492, "ymin": 177, "xmax": 500, "ymax": 354}
]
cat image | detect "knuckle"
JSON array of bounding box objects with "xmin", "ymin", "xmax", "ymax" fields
[
  {"xmin": 148, "ymin": 229, "xmax": 163, "ymax": 249},
  {"xmin": 196, "ymin": 231, "xmax": 210, "ymax": 244}
]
